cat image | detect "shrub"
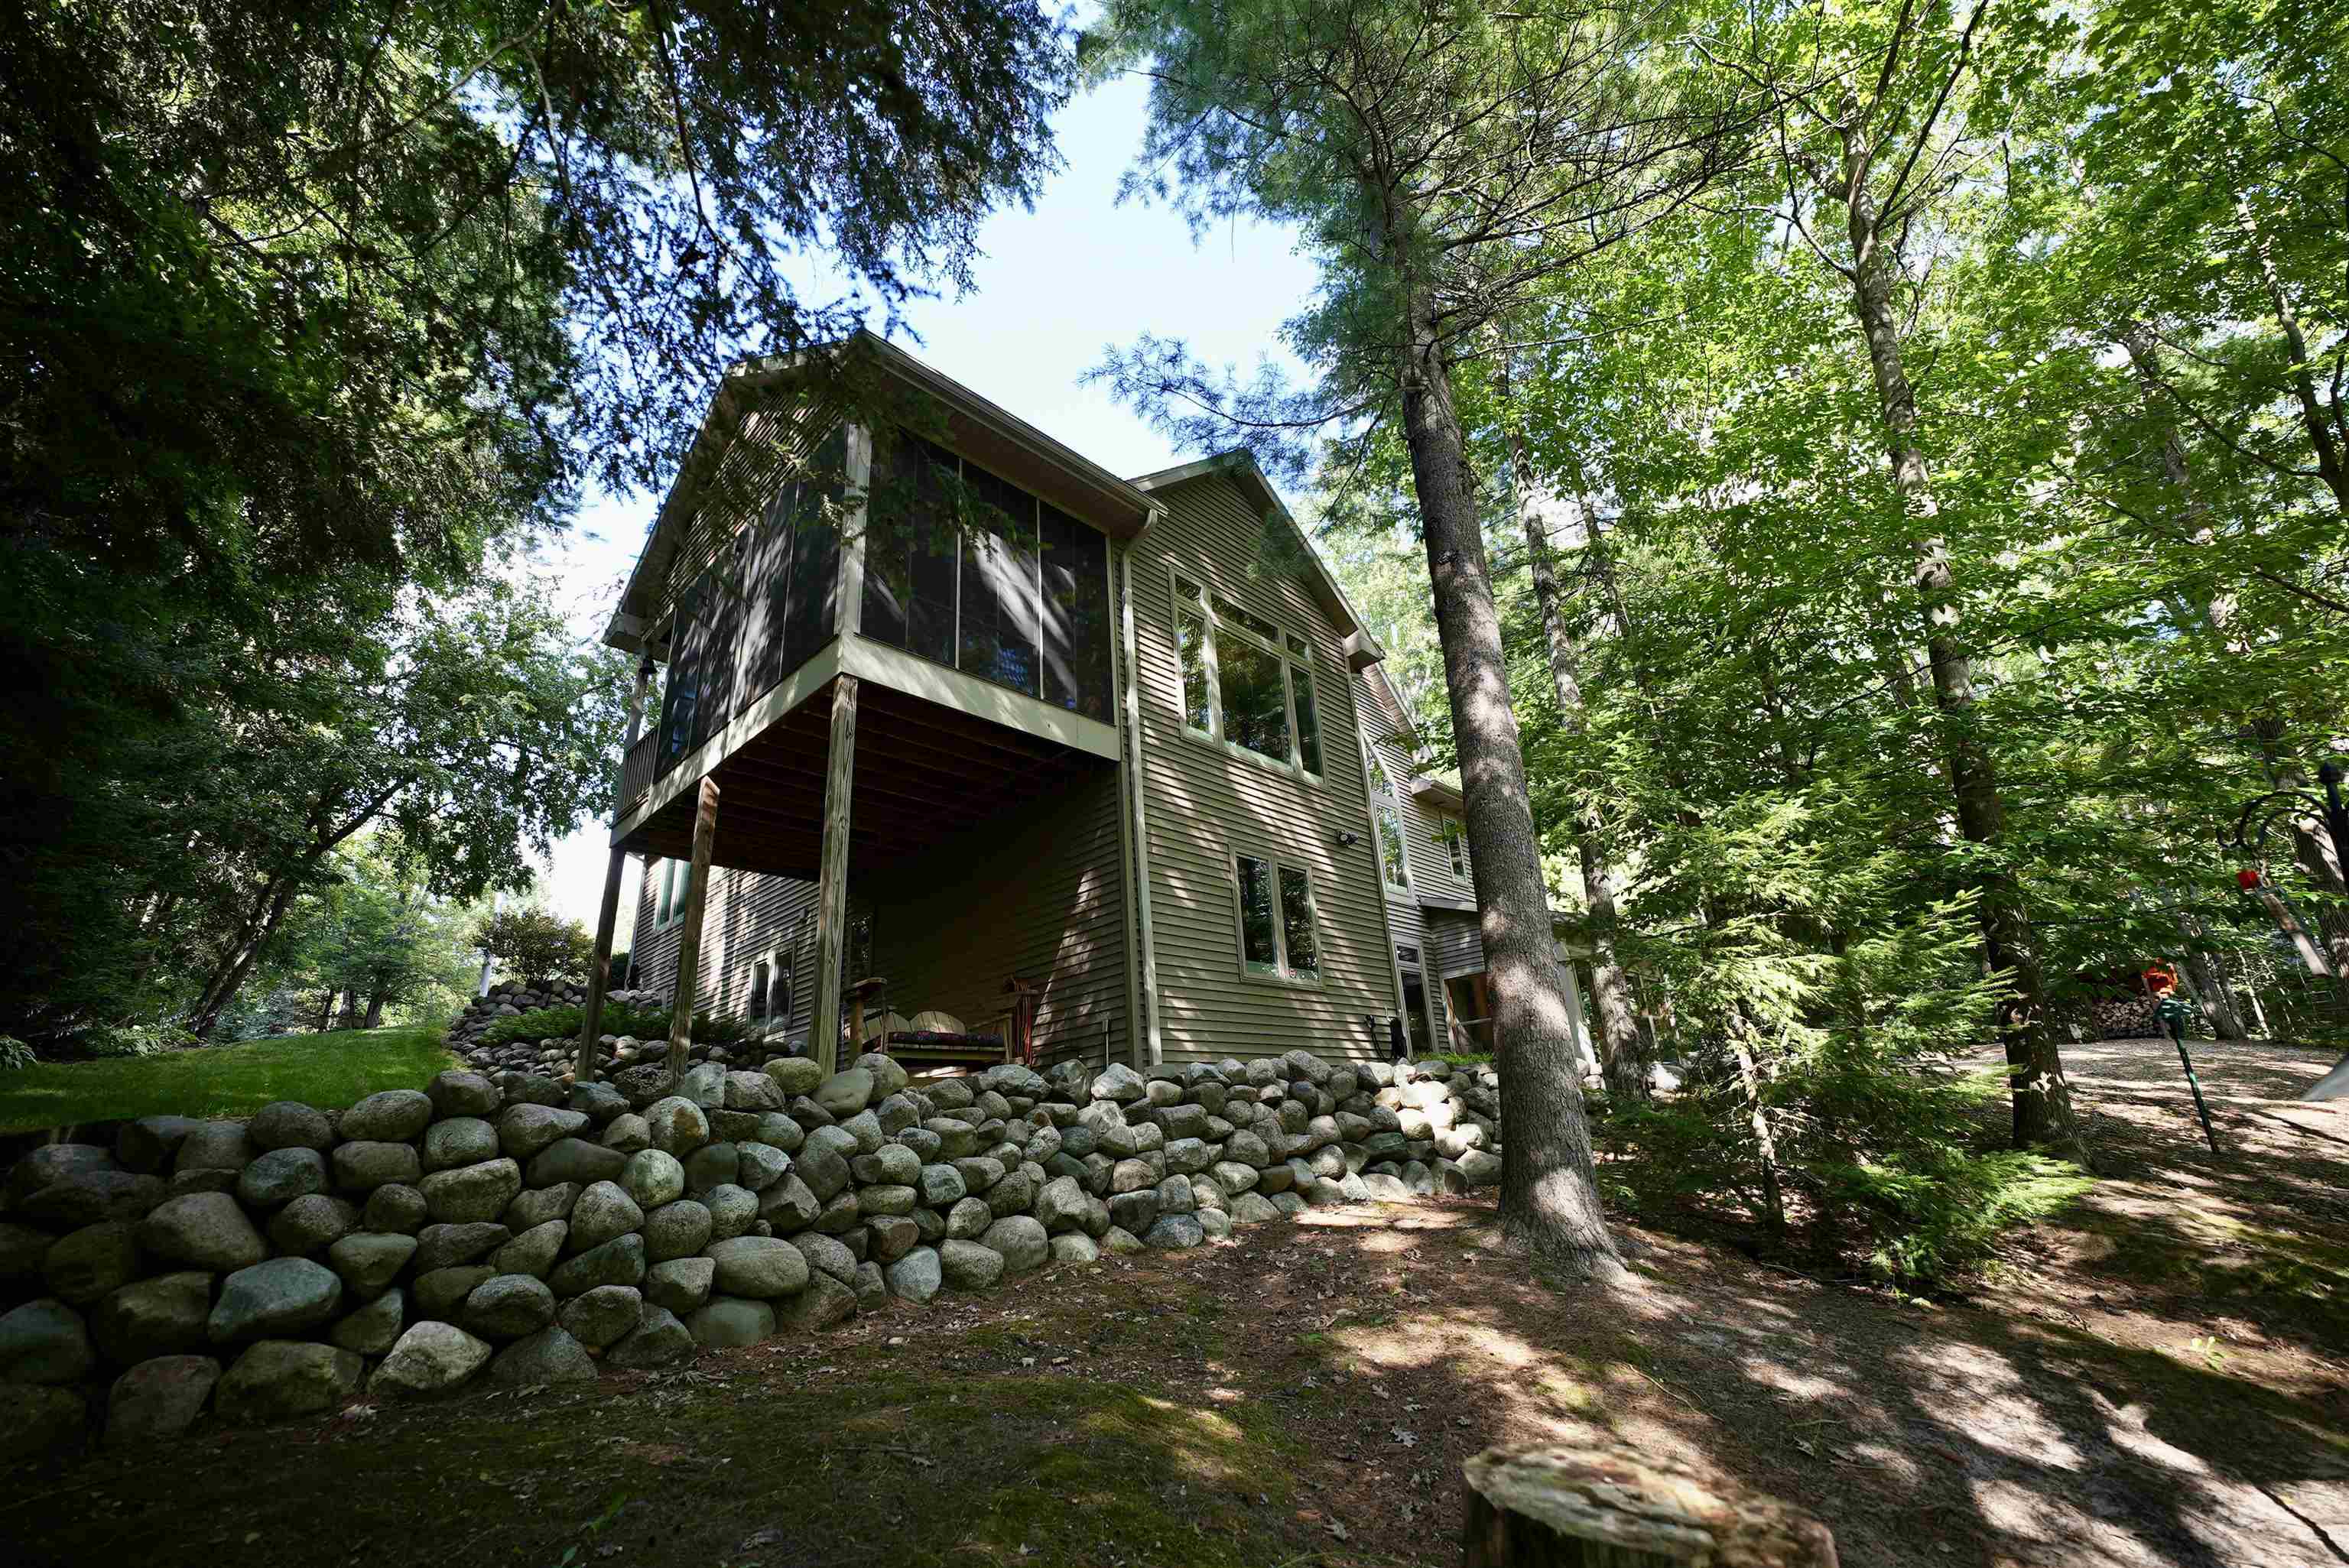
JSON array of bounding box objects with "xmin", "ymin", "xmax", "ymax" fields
[
  {"xmin": 477, "ymin": 1002, "xmax": 752, "ymax": 1050},
  {"xmin": 0, "ymin": 1036, "xmax": 34, "ymax": 1073},
  {"xmin": 472, "ymin": 907, "xmax": 596, "ymax": 986},
  {"xmin": 76, "ymin": 1021, "xmax": 200, "ymax": 1059}
]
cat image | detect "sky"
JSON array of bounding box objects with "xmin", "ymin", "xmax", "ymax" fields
[{"xmin": 528, "ymin": 72, "xmax": 1321, "ymax": 930}]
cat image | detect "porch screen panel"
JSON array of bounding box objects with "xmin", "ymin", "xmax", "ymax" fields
[
  {"xmin": 860, "ymin": 432, "xmax": 957, "ymax": 667},
  {"xmin": 779, "ymin": 426, "xmax": 846, "ymax": 674},
  {"xmin": 957, "ymin": 460, "xmax": 1040, "ymax": 697},
  {"xmin": 694, "ymin": 548, "xmax": 743, "ymax": 751},
  {"xmin": 1039, "ymin": 503, "xmax": 1111, "ymax": 721},
  {"xmin": 655, "ymin": 572, "xmax": 707, "ymax": 772},
  {"xmin": 738, "ymin": 475, "xmax": 798, "ymax": 713}
]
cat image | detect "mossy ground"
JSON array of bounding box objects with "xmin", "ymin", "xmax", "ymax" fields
[{"xmin": 0, "ymin": 1026, "xmax": 456, "ymax": 1135}]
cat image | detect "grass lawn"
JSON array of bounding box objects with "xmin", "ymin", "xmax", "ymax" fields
[{"xmin": 0, "ymin": 1025, "xmax": 458, "ymax": 1135}]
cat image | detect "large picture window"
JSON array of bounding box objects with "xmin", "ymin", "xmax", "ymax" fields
[
  {"xmin": 1236, "ymin": 852, "xmax": 1321, "ymax": 983},
  {"xmin": 1170, "ymin": 573, "xmax": 1326, "ymax": 781},
  {"xmin": 861, "ymin": 430, "xmax": 1113, "ymax": 720}
]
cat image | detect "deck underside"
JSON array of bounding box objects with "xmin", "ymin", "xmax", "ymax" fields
[{"xmin": 616, "ymin": 675, "xmax": 1111, "ymax": 881}]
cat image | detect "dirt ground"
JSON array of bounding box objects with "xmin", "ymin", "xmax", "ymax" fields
[{"xmin": 4, "ymin": 1037, "xmax": 2344, "ymax": 1568}]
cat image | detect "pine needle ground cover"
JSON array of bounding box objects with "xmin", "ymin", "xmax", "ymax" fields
[{"xmin": 0, "ymin": 1026, "xmax": 456, "ymax": 1135}]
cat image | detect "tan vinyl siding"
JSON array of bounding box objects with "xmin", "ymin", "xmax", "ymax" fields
[
  {"xmin": 1354, "ymin": 670, "xmax": 1477, "ymax": 904},
  {"xmin": 866, "ymin": 764, "xmax": 1126, "ymax": 1067},
  {"xmin": 1131, "ymin": 475, "xmax": 1397, "ymax": 1063},
  {"xmin": 630, "ymin": 862, "xmax": 820, "ymax": 1048},
  {"xmin": 1421, "ymin": 909, "xmax": 1486, "ymax": 979}
]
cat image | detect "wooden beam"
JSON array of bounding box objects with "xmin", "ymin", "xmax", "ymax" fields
[
  {"xmin": 665, "ymin": 777, "xmax": 721, "ymax": 1087},
  {"xmin": 808, "ymin": 673, "xmax": 859, "ymax": 1078},
  {"xmin": 575, "ymin": 846, "xmax": 630, "ymax": 1084}
]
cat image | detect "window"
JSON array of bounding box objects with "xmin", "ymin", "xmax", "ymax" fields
[
  {"xmin": 1236, "ymin": 852, "xmax": 1321, "ymax": 983},
  {"xmin": 749, "ymin": 959, "xmax": 772, "ymax": 1020},
  {"xmin": 860, "ymin": 429, "xmax": 1113, "ymax": 717},
  {"xmin": 1365, "ymin": 745, "xmax": 1409, "ymax": 892},
  {"xmin": 1439, "ymin": 816, "xmax": 1471, "ymax": 881},
  {"xmin": 1169, "ymin": 573, "xmax": 1325, "ymax": 781},
  {"xmin": 652, "ymin": 859, "xmax": 687, "ymax": 930}
]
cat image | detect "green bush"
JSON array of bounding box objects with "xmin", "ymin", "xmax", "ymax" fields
[
  {"xmin": 0, "ymin": 1036, "xmax": 35, "ymax": 1073},
  {"xmin": 471, "ymin": 907, "xmax": 596, "ymax": 986},
  {"xmin": 78, "ymin": 1021, "xmax": 200, "ymax": 1060},
  {"xmin": 476, "ymin": 1002, "xmax": 752, "ymax": 1050}
]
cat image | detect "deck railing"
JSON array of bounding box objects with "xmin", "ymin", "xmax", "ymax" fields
[{"xmin": 616, "ymin": 731, "xmax": 658, "ymax": 814}]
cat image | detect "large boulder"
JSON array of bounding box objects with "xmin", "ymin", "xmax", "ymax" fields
[
  {"xmin": 492, "ymin": 1220, "xmax": 567, "ymax": 1279},
  {"xmin": 362, "ymin": 1182, "xmax": 430, "ymax": 1233},
  {"xmin": 937, "ymin": 1239, "xmax": 1004, "ymax": 1291},
  {"xmin": 105, "ymin": 1355, "xmax": 219, "ymax": 1447},
  {"xmin": 764, "ymin": 1057, "xmax": 825, "ymax": 1099},
  {"xmin": 172, "ymin": 1123, "xmax": 251, "ymax": 1177},
  {"xmin": 268, "ymin": 1193, "xmax": 359, "ymax": 1256},
  {"xmin": 644, "ymin": 1096, "xmax": 711, "ymax": 1157},
  {"xmin": 775, "ymin": 1272, "xmax": 856, "ymax": 1332},
  {"xmin": 558, "ymin": 1285, "xmax": 642, "ymax": 1351},
  {"xmin": 622, "ymin": 1150, "xmax": 687, "ymax": 1209},
  {"xmin": 547, "ymin": 1235, "xmax": 645, "ymax": 1298},
  {"xmin": 979, "ymin": 1216, "xmax": 1048, "ymax": 1276},
  {"xmin": 503, "ymin": 1182, "xmax": 580, "ymax": 1230},
  {"xmin": 115, "ymin": 1115, "xmax": 203, "ymax": 1174},
  {"xmin": 0, "ymin": 1297, "xmax": 95, "ymax": 1384},
  {"xmin": 567, "ymin": 1180, "xmax": 643, "ymax": 1254},
  {"xmin": 483, "ymin": 1323, "xmax": 596, "ymax": 1380},
  {"xmin": 93, "ymin": 1271, "xmax": 213, "ymax": 1363},
  {"xmin": 248, "ymin": 1102, "xmax": 334, "ymax": 1154},
  {"xmin": 138, "ymin": 1192, "xmax": 265, "ymax": 1272},
  {"xmin": 500, "ymin": 1104, "xmax": 589, "ymax": 1161},
  {"xmin": 44, "ymin": 1222, "xmax": 141, "ymax": 1306},
  {"xmin": 1143, "ymin": 1213, "xmax": 1206, "ymax": 1250},
  {"xmin": 340, "ymin": 1089, "xmax": 434, "ymax": 1142},
  {"xmin": 645, "ymin": 1258, "xmax": 714, "ymax": 1315},
  {"xmin": 215, "ymin": 1340, "xmax": 362, "ymax": 1424},
  {"xmin": 420, "ymin": 1157, "xmax": 523, "ymax": 1225},
  {"xmin": 703, "ymin": 1236, "xmax": 809, "ymax": 1299},
  {"xmin": 464, "ymin": 1274, "xmax": 557, "ymax": 1340},
  {"xmin": 723, "ymin": 1070, "xmax": 784, "ymax": 1112},
  {"xmin": 327, "ymin": 1232, "xmax": 417, "ymax": 1296},
  {"xmin": 20, "ymin": 1169, "xmax": 167, "ymax": 1228},
  {"xmin": 525, "ymin": 1138, "xmax": 628, "ymax": 1188},
  {"xmin": 331, "ymin": 1141, "xmax": 422, "ymax": 1192},
  {"xmin": 427, "ymin": 1070, "xmax": 501, "ymax": 1118},
  {"xmin": 421, "ymin": 1117, "xmax": 500, "ymax": 1172},
  {"xmin": 812, "ymin": 1069, "xmax": 875, "ymax": 1119},
  {"xmin": 642, "ymin": 1198, "xmax": 713, "ymax": 1263},
  {"xmin": 1089, "ymin": 1063, "xmax": 1146, "ymax": 1104},
  {"xmin": 884, "ymin": 1246, "xmax": 942, "ymax": 1304},
  {"xmin": 414, "ymin": 1221, "xmax": 512, "ymax": 1273},
  {"xmin": 735, "ymin": 1141, "xmax": 789, "ymax": 1193},
  {"xmin": 685, "ymin": 1296, "xmax": 775, "ymax": 1349},
  {"xmin": 606, "ymin": 1303, "xmax": 694, "ymax": 1368},
  {"xmin": 330, "ymin": 1287, "xmax": 404, "ymax": 1355},
  {"xmin": 207, "ymin": 1258, "xmax": 343, "ymax": 1344},
  {"xmin": 370, "ymin": 1321, "xmax": 492, "ymax": 1398},
  {"xmin": 789, "ymin": 1232, "xmax": 857, "ymax": 1287}
]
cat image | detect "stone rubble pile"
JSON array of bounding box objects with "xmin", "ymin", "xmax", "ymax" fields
[
  {"xmin": 447, "ymin": 985, "xmax": 687, "ymax": 1079},
  {"xmin": 0, "ymin": 1049, "xmax": 1499, "ymax": 1462}
]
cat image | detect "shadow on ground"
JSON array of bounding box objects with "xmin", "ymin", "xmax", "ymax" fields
[{"xmin": 4, "ymin": 1038, "xmax": 2344, "ymax": 1568}]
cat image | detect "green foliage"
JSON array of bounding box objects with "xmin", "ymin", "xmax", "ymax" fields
[
  {"xmin": 0, "ymin": 1038, "xmax": 35, "ymax": 1074},
  {"xmin": 0, "ymin": 1026, "xmax": 456, "ymax": 1135},
  {"xmin": 75, "ymin": 1024, "xmax": 202, "ymax": 1062},
  {"xmin": 473, "ymin": 907, "xmax": 598, "ymax": 989},
  {"xmin": 477, "ymin": 1003, "xmax": 752, "ymax": 1051}
]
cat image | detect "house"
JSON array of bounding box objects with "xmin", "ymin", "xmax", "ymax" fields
[
  {"xmin": 585, "ymin": 335, "xmax": 1428, "ymax": 1076},
  {"xmin": 1352, "ymin": 663, "xmax": 1599, "ymax": 1067}
]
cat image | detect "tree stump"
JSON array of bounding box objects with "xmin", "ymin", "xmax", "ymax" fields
[{"xmin": 1461, "ymin": 1443, "xmax": 1839, "ymax": 1566}]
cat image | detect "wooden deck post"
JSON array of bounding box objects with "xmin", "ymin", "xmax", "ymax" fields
[
  {"xmin": 573, "ymin": 846, "xmax": 629, "ymax": 1084},
  {"xmin": 664, "ymin": 776, "xmax": 721, "ymax": 1088},
  {"xmin": 809, "ymin": 674, "xmax": 860, "ymax": 1079},
  {"xmin": 1461, "ymin": 1444, "xmax": 1837, "ymax": 1567}
]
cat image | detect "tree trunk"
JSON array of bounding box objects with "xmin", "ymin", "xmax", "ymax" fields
[
  {"xmin": 187, "ymin": 874, "xmax": 304, "ymax": 1038},
  {"xmin": 2235, "ymin": 200, "xmax": 2349, "ymax": 517},
  {"xmin": 1728, "ymin": 1011, "xmax": 1785, "ymax": 1236},
  {"xmin": 1503, "ymin": 396, "xmax": 1650, "ymax": 1102},
  {"xmin": 1400, "ymin": 308, "xmax": 1620, "ymax": 1278},
  {"xmin": 1461, "ymin": 1443, "xmax": 1839, "ymax": 1566},
  {"xmin": 362, "ymin": 991, "xmax": 385, "ymax": 1030},
  {"xmin": 1838, "ymin": 160, "xmax": 2081, "ymax": 1157},
  {"xmin": 336, "ymin": 990, "xmax": 360, "ymax": 1030}
]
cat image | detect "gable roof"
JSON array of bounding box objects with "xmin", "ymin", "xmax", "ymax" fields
[
  {"xmin": 1124, "ymin": 452, "xmax": 1387, "ymax": 671},
  {"xmin": 605, "ymin": 332, "xmax": 1167, "ymax": 653}
]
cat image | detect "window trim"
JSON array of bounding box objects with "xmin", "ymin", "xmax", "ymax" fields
[
  {"xmin": 1165, "ymin": 563, "xmax": 1325, "ymax": 787},
  {"xmin": 1230, "ymin": 847, "xmax": 1324, "ymax": 989}
]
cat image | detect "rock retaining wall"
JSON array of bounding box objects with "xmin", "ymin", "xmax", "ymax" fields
[{"xmin": 0, "ymin": 1050, "xmax": 1501, "ymax": 1462}]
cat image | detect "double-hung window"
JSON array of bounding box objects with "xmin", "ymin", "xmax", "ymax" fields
[
  {"xmin": 1171, "ymin": 573, "xmax": 1325, "ymax": 781},
  {"xmin": 1364, "ymin": 745, "xmax": 1410, "ymax": 894},
  {"xmin": 652, "ymin": 859, "xmax": 690, "ymax": 930},
  {"xmin": 1235, "ymin": 852, "xmax": 1321, "ymax": 984},
  {"xmin": 1438, "ymin": 816, "xmax": 1471, "ymax": 881}
]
